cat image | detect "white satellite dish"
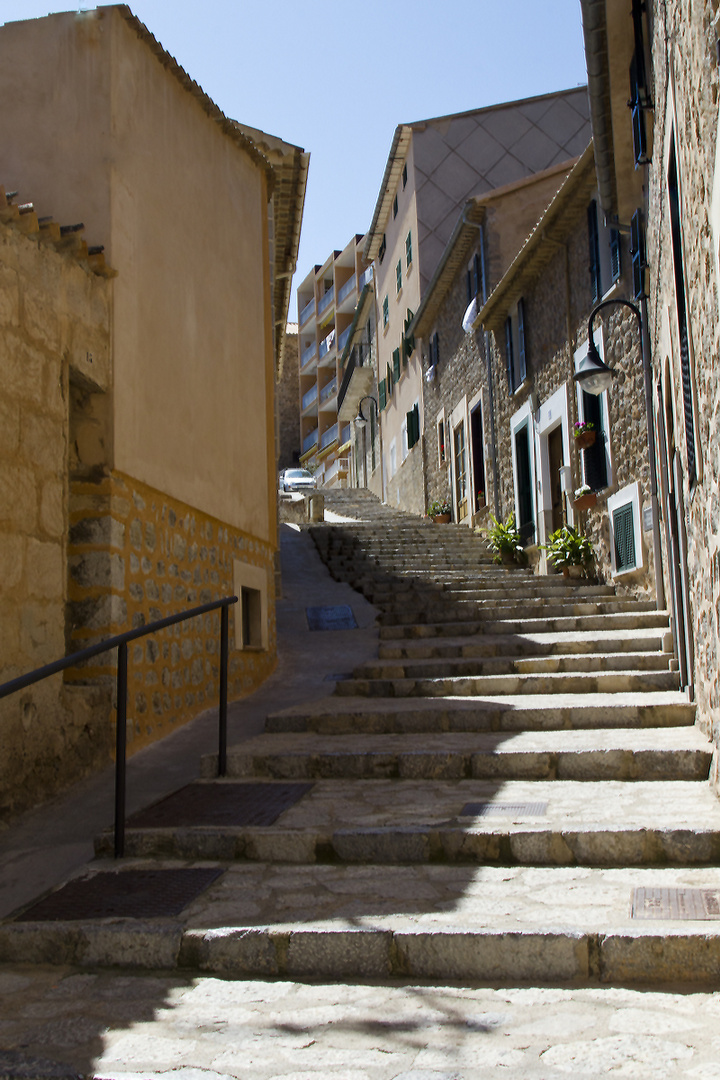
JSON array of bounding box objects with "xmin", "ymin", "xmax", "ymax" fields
[{"xmin": 462, "ymin": 295, "xmax": 479, "ymax": 333}]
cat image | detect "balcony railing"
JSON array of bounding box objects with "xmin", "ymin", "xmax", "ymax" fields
[
  {"xmin": 301, "ymin": 342, "xmax": 317, "ymax": 368},
  {"xmin": 340, "ymin": 423, "xmax": 351, "ymax": 446},
  {"xmin": 338, "ymin": 325, "xmax": 352, "ymax": 352},
  {"xmin": 337, "ymin": 275, "xmax": 356, "ymax": 304},
  {"xmin": 359, "ymin": 265, "xmax": 374, "ymax": 289},
  {"xmin": 319, "ymin": 378, "xmax": 337, "ymax": 405},
  {"xmin": 318, "ymin": 288, "xmax": 334, "ymax": 316},
  {"xmin": 302, "ymin": 427, "xmax": 319, "ymax": 454},
  {"xmin": 320, "ymin": 423, "xmax": 338, "ymax": 450},
  {"xmin": 299, "ymin": 297, "xmax": 315, "ymax": 325},
  {"xmin": 318, "ymin": 328, "xmax": 336, "ymax": 359},
  {"xmin": 301, "ymin": 384, "xmax": 318, "ymax": 410}
]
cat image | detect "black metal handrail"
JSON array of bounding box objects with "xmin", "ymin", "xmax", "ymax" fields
[{"xmin": 0, "ymin": 595, "xmax": 238, "ymax": 857}]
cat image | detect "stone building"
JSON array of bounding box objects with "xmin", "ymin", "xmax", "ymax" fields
[
  {"xmin": 363, "ymin": 90, "xmax": 591, "ymax": 515},
  {"xmin": 579, "ymin": 0, "xmax": 720, "ymax": 788},
  {"xmin": 276, "ymin": 325, "xmax": 301, "ymax": 472},
  {"xmin": 0, "ymin": 7, "xmax": 305, "ymax": 818},
  {"xmin": 410, "ymin": 162, "xmax": 577, "ymax": 524}
]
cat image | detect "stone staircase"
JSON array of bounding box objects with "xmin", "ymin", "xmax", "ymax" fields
[{"xmin": 2, "ymin": 488, "xmax": 719, "ymax": 985}]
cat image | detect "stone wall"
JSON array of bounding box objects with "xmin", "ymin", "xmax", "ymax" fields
[
  {"xmin": 645, "ymin": 0, "xmax": 720, "ymax": 779},
  {"xmin": 385, "ymin": 438, "xmax": 426, "ymax": 516},
  {"xmin": 0, "ymin": 213, "xmax": 112, "ymax": 820},
  {"xmin": 277, "ymin": 329, "xmax": 300, "ymax": 471}
]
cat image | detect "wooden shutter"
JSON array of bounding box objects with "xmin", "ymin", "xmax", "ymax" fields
[
  {"xmin": 588, "ymin": 201, "xmax": 601, "ymax": 303},
  {"xmin": 613, "ymin": 503, "xmax": 636, "ymax": 571},
  {"xmin": 517, "ymin": 299, "xmax": 527, "ymax": 384},
  {"xmin": 393, "ymin": 348, "xmax": 401, "ymax": 381},
  {"xmin": 582, "ymin": 391, "xmax": 608, "ymax": 491},
  {"xmin": 505, "ymin": 316, "xmax": 515, "ymax": 393},
  {"xmin": 379, "ymin": 379, "xmax": 386, "ymax": 410},
  {"xmin": 610, "ymin": 228, "xmax": 621, "ymax": 284}
]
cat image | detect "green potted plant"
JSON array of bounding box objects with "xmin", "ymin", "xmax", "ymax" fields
[
  {"xmin": 428, "ymin": 497, "xmax": 452, "ymax": 523},
  {"xmin": 542, "ymin": 524, "xmax": 594, "ymax": 577},
  {"xmin": 485, "ymin": 513, "xmax": 527, "ymax": 566},
  {"xmin": 573, "ymin": 484, "xmax": 597, "ymax": 511},
  {"xmin": 573, "ymin": 419, "xmax": 596, "ymax": 449},
  {"xmin": 476, "ymin": 489, "xmax": 486, "ymax": 510}
]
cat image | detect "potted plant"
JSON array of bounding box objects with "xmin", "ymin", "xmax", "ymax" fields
[
  {"xmin": 573, "ymin": 484, "xmax": 597, "ymax": 511},
  {"xmin": 574, "ymin": 419, "xmax": 596, "ymax": 449},
  {"xmin": 485, "ymin": 513, "xmax": 527, "ymax": 566},
  {"xmin": 542, "ymin": 525, "xmax": 594, "ymax": 577},
  {"xmin": 428, "ymin": 498, "xmax": 452, "ymax": 523},
  {"xmin": 476, "ymin": 489, "xmax": 486, "ymax": 510}
]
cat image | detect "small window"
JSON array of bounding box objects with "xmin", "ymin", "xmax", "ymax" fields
[
  {"xmin": 379, "ymin": 234, "xmax": 386, "ymax": 263},
  {"xmin": 392, "ymin": 347, "xmax": 401, "ymax": 381},
  {"xmin": 396, "ymin": 259, "xmax": 402, "ymax": 294},
  {"xmin": 402, "ymin": 163, "xmax": 408, "ymax": 189},
  {"xmin": 379, "ymin": 378, "xmax": 387, "ymax": 410},
  {"xmin": 240, "ymin": 586, "xmax": 262, "ymax": 649},
  {"xmin": 233, "ymin": 560, "xmax": 268, "ymax": 651},
  {"xmin": 393, "ymin": 194, "xmax": 398, "ymax": 219},
  {"xmin": 505, "ymin": 300, "xmax": 527, "ymax": 394},
  {"xmin": 405, "ymin": 231, "xmax": 413, "ymax": 268},
  {"xmin": 438, "ymin": 417, "xmax": 446, "ymax": 464},
  {"xmin": 588, "ymin": 197, "xmax": 622, "ymax": 302},
  {"xmin": 613, "ymin": 504, "xmax": 636, "ymax": 572},
  {"xmin": 382, "ymin": 295, "xmax": 389, "ymax": 328},
  {"xmin": 407, "ymin": 402, "xmax": 420, "ymax": 449}
]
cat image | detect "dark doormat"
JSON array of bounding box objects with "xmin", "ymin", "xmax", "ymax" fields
[
  {"xmin": 306, "ymin": 605, "xmax": 357, "ymax": 630},
  {"xmin": 14, "ymin": 867, "xmax": 224, "ymax": 922},
  {"xmin": 126, "ymin": 781, "xmax": 314, "ymax": 829}
]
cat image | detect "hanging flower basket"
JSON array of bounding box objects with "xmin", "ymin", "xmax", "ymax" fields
[
  {"xmin": 576, "ymin": 429, "xmax": 596, "ymax": 450},
  {"xmin": 573, "ymin": 491, "xmax": 597, "ymax": 511}
]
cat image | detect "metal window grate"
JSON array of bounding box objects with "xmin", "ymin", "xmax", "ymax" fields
[
  {"xmin": 632, "ymin": 887, "xmax": 720, "ymax": 920},
  {"xmin": 460, "ymin": 802, "xmax": 548, "ymax": 818},
  {"xmin": 613, "ymin": 502, "xmax": 636, "ymax": 571}
]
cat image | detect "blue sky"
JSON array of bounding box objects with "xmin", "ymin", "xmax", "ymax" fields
[{"xmin": 3, "ymin": 1, "xmax": 588, "ymax": 313}]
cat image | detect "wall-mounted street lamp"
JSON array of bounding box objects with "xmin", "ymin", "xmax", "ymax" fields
[
  {"xmin": 574, "ymin": 296, "xmax": 664, "ymax": 609},
  {"xmin": 354, "ymin": 395, "xmax": 378, "ymax": 427}
]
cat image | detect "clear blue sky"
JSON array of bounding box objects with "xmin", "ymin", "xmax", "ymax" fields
[{"xmin": 3, "ymin": 1, "xmax": 588, "ymax": 315}]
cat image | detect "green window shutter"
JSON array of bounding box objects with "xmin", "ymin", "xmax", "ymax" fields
[
  {"xmin": 382, "ymin": 295, "xmax": 389, "ymax": 327},
  {"xmin": 613, "ymin": 503, "xmax": 636, "ymax": 571},
  {"xmin": 588, "ymin": 201, "xmax": 601, "ymax": 303},
  {"xmin": 396, "ymin": 259, "xmax": 402, "ymax": 293},
  {"xmin": 393, "ymin": 347, "xmax": 401, "ymax": 381},
  {"xmin": 517, "ymin": 298, "xmax": 527, "ymax": 383},
  {"xmin": 379, "ymin": 234, "xmax": 386, "ymax": 262},
  {"xmin": 412, "ymin": 403, "xmax": 420, "ymax": 446},
  {"xmin": 387, "ymin": 362, "xmax": 393, "ymax": 394},
  {"xmin": 405, "ymin": 230, "xmax": 412, "ymax": 267},
  {"xmin": 505, "ymin": 316, "xmax": 515, "ymax": 393},
  {"xmin": 379, "ymin": 379, "xmax": 386, "ymax": 410},
  {"xmin": 610, "ymin": 228, "xmax": 621, "ymax": 284}
]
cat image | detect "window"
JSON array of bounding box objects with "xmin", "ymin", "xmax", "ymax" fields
[
  {"xmin": 514, "ymin": 421, "xmax": 535, "ymax": 545},
  {"xmin": 382, "ymin": 295, "xmax": 389, "ymax": 328},
  {"xmin": 393, "ymin": 194, "xmax": 398, "ymax": 219},
  {"xmin": 403, "ymin": 309, "xmax": 415, "ymax": 360},
  {"xmin": 629, "ymin": 0, "xmax": 651, "ymax": 167},
  {"xmin": 405, "ymin": 231, "xmax": 413, "ymax": 268},
  {"xmin": 504, "ymin": 298, "xmax": 527, "ymax": 394},
  {"xmin": 630, "ymin": 208, "xmax": 647, "ymax": 300},
  {"xmin": 588, "ymin": 199, "xmax": 621, "ymax": 304},
  {"xmin": 581, "ymin": 390, "xmax": 609, "ymax": 491},
  {"xmin": 396, "ymin": 259, "xmax": 402, "ymax": 294},
  {"xmin": 608, "ymin": 482, "xmax": 644, "ymax": 575},
  {"xmin": 466, "ymin": 250, "xmax": 484, "ymax": 304},
  {"xmin": 453, "ymin": 422, "xmax": 468, "ymax": 519},
  {"xmin": 437, "ymin": 416, "xmax": 446, "ymax": 464},
  {"xmin": 233, "ymin": 560, "xmax": 268, "ymax": 650},
  {"xmin": 392, "ymin": 347, "xmax": 401, "ymax": 382},
  {"xmin": 402, "ymin": 163, "xmax": 408, "ymax": 189},
  {"xmin": 379, "ymin": 378, "xmax": 387, "ymax": 410},
  {"xmin": 407, "ymin": 402, "xmax": 420, "ymax": 450},
  {"xmin": 379, "ymin": 234, "xmax": 386, "ymax": 263}
]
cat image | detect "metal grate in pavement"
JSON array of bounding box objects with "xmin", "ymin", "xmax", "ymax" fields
[
  {"xmin": 460, "ymin": 802, "xmax": 548, "ymax": 818},
  {"xmin": 306, "ymin": 605, "xmax": 357, "ymax": 631},
  {"xmin": 14, "ymin": 867, "xmax": 224, "ymax": 922},
  {"xmin": 631, "ymin": 887, "xmax": 720, "ymax": 920},
  {"xmin": 126, "ymin": 781, "xmax": 314, "ymax": 829}
]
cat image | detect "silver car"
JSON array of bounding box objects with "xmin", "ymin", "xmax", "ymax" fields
[{"xmin": 281, "ymin": 468, "xmax": 317, "ymax": 493}]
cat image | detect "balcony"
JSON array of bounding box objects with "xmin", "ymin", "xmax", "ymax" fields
[
  {"xmin": 340, "ymin": 423, "xmax": 352, "ymax": 446},
  {"xmin": 337, "ymin": 274, "xmax": 356, "ymax": 304},
  {"xmin": 300, "ymin": 342, "xmax": 317, "ymax": 368},
  {"xmin": 301, "ymin": 384, "xmax": 318, "ymax": 410},
  {"xmin": 359, "ymin": 265, "xmax": 374, "ymax": 290},
  {"xmin": 338, "ymin": 325, "xmax": 352, "ymax": 353},
  {"xmin": 319, "ymin": 377, "xmax": 337, "ymax": 406},
  {"xmin": 299, "ymin": 297, "xmax": 315, "ymax": 325},
  {"xmin": 302, "ymin": 427, "xmax": 319, "ymax": 455},
  {"xmin": 318, "ymin": 288, "xmax": 334, "ymax": 316},
  {"xmin": 318, "ymin": 328, "xmax": 336, "ymax": 360},
  {"xmin": 324, "ymin": 455, "xmax": 348, "ymax": 485},
  {"xmin": 320, "ymin": 423, "xmax": 338, "ymax": 450}
]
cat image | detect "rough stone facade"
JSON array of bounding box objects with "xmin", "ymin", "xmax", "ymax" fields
[
  {"xmin": 0, "ymin": 211, "xmax": 112, "ymax": 820},
  {"xmin": 276, "ymin": 328, "xmax": 300, "ymax": 471},
  {"xmin": 385, "ymin": 438, "xmax": 426, "ymax": 516},
  {"xmin": 644, "ymin": 0, "xmax": 720, "ymax": 780}
]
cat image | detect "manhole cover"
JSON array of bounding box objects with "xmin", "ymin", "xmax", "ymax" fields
[
  {"xmin": 460, "ymin": 802, "xmax": 549, "ymax": 818},
  {"xmin": 306, "ymin": 605, "xmax": 357, "ymax": 631},
  {"xmin": 14, "ymin": 867, "xmax": 224, "ymax": 922},
  {"xmin": 631, "ymin": 887, "xmax": 720, "ymax": 920},
  {"xmin": 126, "ymin": 781, "xmax": 314, "ymax": 829}
]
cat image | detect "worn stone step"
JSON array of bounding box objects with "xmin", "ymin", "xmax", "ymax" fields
[
  {"xmin": 369, "ymin": 582, "xmax": 618, "ymax": 603},
  {"xmin": 266, "ymin": 692, "xmax": 695, "ymax": 734},
  {"xmin": 378, "ymin": 627, "xmax": 670, "ymax": 660},
  {"xmin": 208, "ymin": 728, "xmax": 711, "ymax": 783},
  {"xmin": 379, "ymin": 598, "xmax": 657, "ymax": 626},
  {"xmin": 336, "ymin": 668, "xmax": 680, "ymax": 698},
  {"xmin": 5, "ymin": 862, "xmax": 720, "ymax": 984},
  {"xmin": 379, "ymin": 610, "xmax": 672, "ymax": 639},
  {"xmin": 357, "ymin": 651, "xmax": 672, "ymax": 681}
]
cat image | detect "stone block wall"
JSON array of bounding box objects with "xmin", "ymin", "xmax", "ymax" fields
[
  {"xmin": 276, "ymin": 329, "xmax": 300, "ymax": 470},
  {"xmin": 385, "ymin": 439, "xmax": 426, "ymax": 516},
  {"xmin": 67, "ymin": 471, "xmax": 277, "ymax": 754},
  {"xmin": 0, "ymin": 214, "xmax": 112, "ymax": 820}
]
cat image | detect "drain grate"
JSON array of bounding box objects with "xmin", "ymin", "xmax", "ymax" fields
[
  {"xmin": 14, "ymin": 867, "xmax": 224, "ymax": 922},
  {"xmin": 126, "ymin": 781, "xmax": 314, "ymax": 829},
  {"xmin": 632, "ymin": 887, "xmax": 720, "ymax": 920},
  {"xmin": 460, "ymin": 802, "xmax": 549, "ymax": 818},
  {"xmin": 306, "ymin": 605, "xmax": 357, "ymax": 631}
]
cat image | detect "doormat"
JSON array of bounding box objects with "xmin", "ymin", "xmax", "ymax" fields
[
  {"xmin": 126, "ymin": 781, "xmax": 314, "ymax": 829},
  {"xmin": 14, "ymin": 867, "xmax": 224, "ymax": 922},
  {"xmin": 306, "ymin": 605, "xmax": 357, "ymax": 631},
  {"xmin": 460, "ymin": 802, "xmax": 549, "ymax": 818},
  {"xmin": 631, "ymin": 887, "xmax": 720, "ymax": 920}
]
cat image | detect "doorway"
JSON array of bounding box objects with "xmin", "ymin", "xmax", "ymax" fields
[
  {"xmin": 548, "ymin": 425, "xmax": 565, "ymax": 532},
  {"xmin": 470, "ymin": 402, "xmax": 485, "ymax": 511}
]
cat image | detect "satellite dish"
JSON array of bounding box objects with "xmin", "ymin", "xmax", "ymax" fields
[{"xmin": 462, "ymin": 295, "xmax": 478, "ymax": 333}]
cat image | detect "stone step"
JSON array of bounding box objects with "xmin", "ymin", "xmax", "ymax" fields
[
  {"xmin": 356, "ymin": 650, "xmax": 673, "ymax": 681},
  {"xmin": 266, "ymin": 692, "xmax": 695, "ymax": 734},
  {"xmin": 336, "ymin": 668, "xmax": 680, "ymax": 698},
  {"xmin": 379, "ymin": 598, "xmax": 657, "ymax": 626},
  {"xmin": 207, "ymin": 728, "xmax": 712, "ymax": 783},
  {"xmin": 368, "ymin": 582, "xmax": 618, "ymax": 601},
  {"xmin": 5, "ymin": 862, "xmax": 720, "ymax": 984},
  {"xmin": 378, "ymin": 627, "xmax": 669, "ymax": 660},
  {"xmin": 379, "ymin": 610, "xmax": 672, "ymax": 639}
]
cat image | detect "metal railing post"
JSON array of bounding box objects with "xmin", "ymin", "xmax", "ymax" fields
[
  {"xmin": 114, "ymin": 640, "xmax": 128, "ymax": 858},
  {"xmin": 218, "ymin": 604, "xmax": 229, "ymax": 776}
]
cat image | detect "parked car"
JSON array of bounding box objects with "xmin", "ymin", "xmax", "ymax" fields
[{"xmin": 281, "ymin": 468, "xmax": 317, "ymax": 493}]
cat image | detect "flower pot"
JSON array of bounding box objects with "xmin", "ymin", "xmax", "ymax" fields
[
  {"xmin": 575, "ymin": 429, "xmax": 596, "ymax": 450},
  {"xmin": 573, "ymin": 492, "xmax": 597, "ymax": 511},
  {"xmin": 563, "ymin": 564, "xmax": 586, "ymax": 578},
  {"xmin": 432, "ymin": 513, "xmax": 451, "ymax": 524},
  {"xmin": 500, "ymin": 549, "xmax": 517, "ymax": 566}
]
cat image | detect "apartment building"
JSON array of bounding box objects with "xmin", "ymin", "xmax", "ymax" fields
[{"xmin": 296, "ymin": 235, "xmax": 373, "ymax": 488}]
